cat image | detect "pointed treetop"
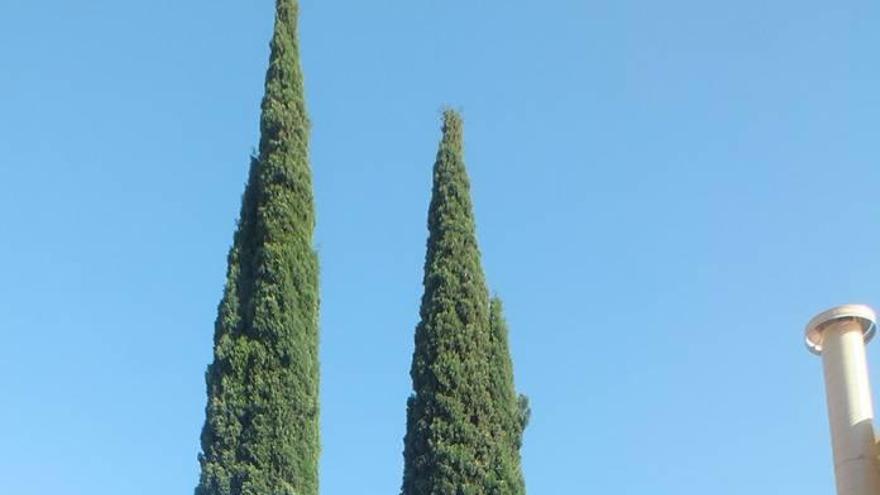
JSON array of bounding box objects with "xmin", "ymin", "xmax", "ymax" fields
[
  {"xmin": 260, "ymin": 0, "xmax": 309, "ymax": 166},
  {"xmin": 441, "ymin": 108, "xmax": 463, "ymax": 143}
]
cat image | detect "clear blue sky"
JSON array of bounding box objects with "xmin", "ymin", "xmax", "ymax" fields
[{"xmin": 2, "ymin": 0, "xmax": 879, "ymax": 493}]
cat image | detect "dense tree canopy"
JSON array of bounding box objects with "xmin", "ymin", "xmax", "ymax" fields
[
  {"xmin": 195, "ymin": 1, "xmax": 319, "ymax": 494},
  {"xmin": 401, "ymin": 110, "xmax": 526, "ymax": 495}
]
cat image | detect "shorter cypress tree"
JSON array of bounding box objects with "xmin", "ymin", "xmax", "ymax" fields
[{"xmin": 401, "ymin": 110, "xmax": 529, "ymax": 494}]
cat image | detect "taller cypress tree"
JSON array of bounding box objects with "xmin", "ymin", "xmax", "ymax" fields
[
  {"xmin": 401, "ymin": 110, "xmax": 526, "ymax": 494},
  {"xmin": 196, "ymin": 1, "xmax": 319, "ymax": 494}
]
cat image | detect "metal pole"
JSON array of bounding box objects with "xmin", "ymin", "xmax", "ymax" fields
[{"xmin": 806, "ymin": 304, "xmax": 880, "ymax": 495}]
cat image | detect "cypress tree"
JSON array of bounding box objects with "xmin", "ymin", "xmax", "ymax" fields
[
  {"xmin": 401, "ymin": 110, "xmax": 526, "ymax": 494},
  {"xmin": 196, "ymin": 1, "xmax": 319, "ymax": 494}
]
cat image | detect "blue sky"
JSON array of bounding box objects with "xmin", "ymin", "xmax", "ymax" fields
[{"xmin": 2, "ymin": 0, "xmax": 880, "ymax": 493}]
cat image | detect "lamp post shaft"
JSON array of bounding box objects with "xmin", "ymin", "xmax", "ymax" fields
[
  {"xmin": 806, "ymin": 305, "xmax": 880, "ymax": 495},
  {"xmin": 820, "ymin": 318, "xmax": 880, "ymax": 495}
]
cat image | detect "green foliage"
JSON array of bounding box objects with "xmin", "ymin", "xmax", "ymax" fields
[
  {"xmin": 516, "ymin": 394, "xmax": 531, "ymax": 443},
  {"xmin": 401, "ymin": 111, "xmax": 526, "ymax": 495},
  {"xmin": 196, "ymin": 1, "xmax": 319, "ymax": 494},
  {"xmin": 488, "ymin": 298, "xmax": 527, "ymax": 494}
]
